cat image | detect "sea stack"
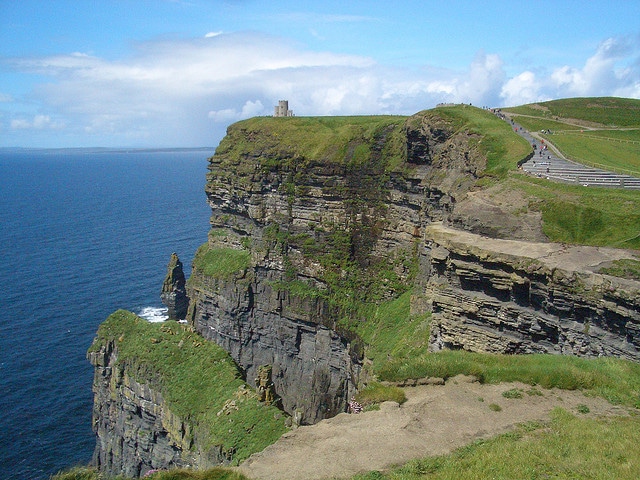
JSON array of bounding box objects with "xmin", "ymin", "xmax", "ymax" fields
[{"xmin": 160, "ymin": 252, "xmax": 189, "ymax": 320}]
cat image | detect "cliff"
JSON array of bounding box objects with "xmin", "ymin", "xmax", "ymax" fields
[
  {"xmin": 425, "ymin": 224, "xmax": 640, "ymax": 359},
  {"xmin": 89, "ymin": 105, "xmax": 640, "ymax": 477},
  {"xmin": 87, "ymin": 311, "xmax": 287, "ymax": 477},
  {"xmin": 184, "ymin": 107, "xmax": 640, "ymax": 425},
  {"xmin": 184, "ymin": 110, "xmax": 502, "ymax": 424}
]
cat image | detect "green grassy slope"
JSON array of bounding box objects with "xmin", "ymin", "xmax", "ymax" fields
[{"xmin": 87, "ymin": 311, "xmax": 288, "ymax": 464}]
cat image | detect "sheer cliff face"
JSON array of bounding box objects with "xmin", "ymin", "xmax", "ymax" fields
[
  {"xmin": 88, "ymin": 341, "xmax": 205, "ymax": 478},
  {"xmin": 186, "ymin": 112, "xmax": 488, "ymax": 424}
]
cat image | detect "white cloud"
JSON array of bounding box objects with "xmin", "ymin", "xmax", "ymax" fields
[
  {"xmin": 11, "ymin": 114, "xmax": 65, "ymax": 130},
  {"xmin": 461, "ymin": 51, "xmax": 505, "ymax": 104},
  {"xmin": 499, "ymin": 36, "xmax": 640, "ymax": 106},
  {"xmin": 550, "ymin": 36, "xmax": 639, "ymax": 98},
  {"xmin": 208, "ymin": 100, "xmax": 266, "ymax": 122},
  {"xmin": 500, "ymin": 71, "xmax": 545, "ymax": 106},
  {"xmin": 4, "ymin": 32, "xmax": 639, "ymax": 147}
]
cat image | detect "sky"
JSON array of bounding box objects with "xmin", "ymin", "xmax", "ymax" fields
[{"xmin": 1, "ymin": 0, "xmax": 640, "ymax": 148}]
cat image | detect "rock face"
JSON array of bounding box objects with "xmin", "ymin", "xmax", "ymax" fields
[
  {"xmin": 187, "ymin": 261, "xmax": 361, "ymax": 425},
  {"xmin": 185, "ymin": 111, "xmax": 492, "ymax": 424},
  {"xmin": 161, "ymin": 253, "xmax": 189, "ymax": 320},
  {"xmin": 88, "ymin": 339, "xmax": 218, "ymax": 478},
  {"xmin": 425, "ymin": 225, "xmax": 640, "ymax": 360}
]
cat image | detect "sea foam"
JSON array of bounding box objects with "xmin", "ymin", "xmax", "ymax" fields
[{"xmin": 138, "ymin": 306, "xmax": 169, "ymax": 322}]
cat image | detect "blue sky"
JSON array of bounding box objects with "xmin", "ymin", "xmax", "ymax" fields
[{"xmin": 1, "ymin": 0, "xmax": 639, "ymax": 148}]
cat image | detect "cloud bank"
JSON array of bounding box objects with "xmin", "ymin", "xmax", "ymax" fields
[{"xmin": 2, "ymin": 32, "xmax": 639, "ymax": 147}]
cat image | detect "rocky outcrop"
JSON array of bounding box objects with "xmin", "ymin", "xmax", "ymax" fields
[
  {"xmin": 88, "ymin": 310, "xmax": 288, "ymax": 478},
  {"xmin": 187, "ymin": 265, "xmax": 360, "ymax": 425},
  {"xmin": 425, "ymin": 224, "xmax": 640, "ymax": 360},
  {"xmin": 88, "ymin": 339, "xmax": 213, "ymax": 478},
  {"xmin": 160, "ymin": 253, "xmax": 189, "ymax": 320}
]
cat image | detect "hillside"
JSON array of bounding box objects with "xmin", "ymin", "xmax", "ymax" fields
[{"xmin": 503, "ymin": 97, "xmax": 640, "ymax": 176}]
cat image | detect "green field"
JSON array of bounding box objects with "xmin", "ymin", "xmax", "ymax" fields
[{"xmin": 504, "ymin": 97, "xmax": 640, "ymax": 176}]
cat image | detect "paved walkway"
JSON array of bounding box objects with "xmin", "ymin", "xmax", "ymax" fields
[{"xmin": 501, "ymin": 113, "xmax": 640, "ymax": 190}]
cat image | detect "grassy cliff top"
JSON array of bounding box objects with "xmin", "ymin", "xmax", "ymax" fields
[
  {"xmin": 88, "ymin": 311, "xmax": 287, "ymax": 463},
  {"xmin": 211, "ymin": 106, "xmax": 532, "ymax": 178},
  {"xmin": 504, "ymin": 97, "xmax": 640, "ymax": 127},
  {"xmin": 213, "ymin": 114, "xmax": 408, "ymax": 173}
]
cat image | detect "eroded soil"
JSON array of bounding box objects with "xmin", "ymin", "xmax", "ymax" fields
[{"xmin": 238, "ymin": 376, "xmax": 629, "ymax": 480}]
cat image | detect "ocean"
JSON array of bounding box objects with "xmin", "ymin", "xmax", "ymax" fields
[{"xmin": 0, "ymin": 149, "xmax": 213, "ymax": 480}]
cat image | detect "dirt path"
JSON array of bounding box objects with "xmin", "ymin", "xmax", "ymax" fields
[{"xmin": 238, "ymin": 376, "xmax": 629, "ymax": 480}]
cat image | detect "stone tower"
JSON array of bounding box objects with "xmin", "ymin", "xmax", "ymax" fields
[{"xmin": 273, "ymin": 100, "xmax": 293, "ymax": 117}]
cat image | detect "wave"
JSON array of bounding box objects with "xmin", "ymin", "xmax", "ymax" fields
[{"xmin": 137, "ymin": 306, "xmax": 169, "ymax": 323}]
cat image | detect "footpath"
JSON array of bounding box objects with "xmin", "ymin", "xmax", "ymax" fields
[
  {"xmin": 502, "ymin": 114, "xmax": 640, "ymax": 189},
  {"xmin": 237, "ymin": 376, "xmax": 628, "ymax": 480}
]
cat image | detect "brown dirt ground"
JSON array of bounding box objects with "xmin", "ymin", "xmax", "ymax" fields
[{"xmin": 237, "ymin": 375, "xmax": 630, "ymax": 480}]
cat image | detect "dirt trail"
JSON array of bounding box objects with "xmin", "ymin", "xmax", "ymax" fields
[{"xmin": 238, "ymin": 376, "xmax": 629, "ymax": 480}]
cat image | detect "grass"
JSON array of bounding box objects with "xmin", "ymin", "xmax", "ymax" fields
[
  {"xmin": 352, "ymin": 291, "xmax": 431, "ymax": 371},
  {"xmin": 504, "ymin": 97, "xmax": 640, "ymax": 127},
  {"xmin": 599, "ymin": 258, "xmax": 640, "ymax": 280},
  {"xmin": 191, "ymin": 244, "xmax": 251, "ymax": 280},
  {"xmin": 352, "ymin": 409, "xmax": 640, "ymax": 479},
  {"xmin": 213, "ymin": 115, "xmax": 407, "ymax": 178},
  {"xmin": 504, "ymin": 97, "xmax": 640, "ymax": 176},
  {"xmin": 501, "ymin": 388, "xmax": 523, "ymax": 399},
  {"xmin": 551, "ymin": 131, "xmax": 640, "ymax": 173},
  {"xmin": 87, "ymin": 311, "xmax": 287, "ymax": 464},
  {"xmin": 355, "ymin": 382, "xmax": 407, "ymax": 407},
  {"xmin": 375, "ymin": 349, "xmax": 640, "ymax": 409},
  {"xmin": 500, "ymin": 174, "xmax": 640, "ymax": 249}
]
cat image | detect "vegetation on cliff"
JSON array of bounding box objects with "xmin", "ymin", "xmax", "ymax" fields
[
  {"xmin": 88, "ymin": 311, "xmax": 287, "ymax": 464},
  {"xmin": 213, "ymin": 115, "xmax": 407, "ymax": 175}
]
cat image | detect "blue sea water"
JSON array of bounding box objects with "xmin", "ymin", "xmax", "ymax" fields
[{"xmin": 0, "ymin": 149, "xmax": 213, "ymax": 480}]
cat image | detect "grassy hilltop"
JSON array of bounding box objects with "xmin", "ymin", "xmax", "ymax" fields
[
  {"xmin": 56, "ymin": 98, "xmax": 640, "ymax": 480},
  {"xmin": 504, "ymin": 97, "xmax": 640, "ymax": 175}
]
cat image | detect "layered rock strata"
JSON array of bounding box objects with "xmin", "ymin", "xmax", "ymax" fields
[
  {"xmin": 88, "ymin": 339, "xmax": 213, "ymax": 478},
  {"xmin": 185, "ymin": 108, "xmax": 640, "ymax": 424},
  {"xmin": 425, "ymin": 224, "xmax": 640, "ymax": 360},
  {"xmin": 186, "ymin": 111, "xmax": 496, "ymax": 424}
]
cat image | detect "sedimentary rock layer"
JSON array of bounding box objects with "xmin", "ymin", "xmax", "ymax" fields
[
  {"xmin": 425, "ymin": 224, "xmax": 640, "ymax": 360},
  {"xmin": 88, "ymin": 340, "xmax": 209, "ymax": 478}
]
